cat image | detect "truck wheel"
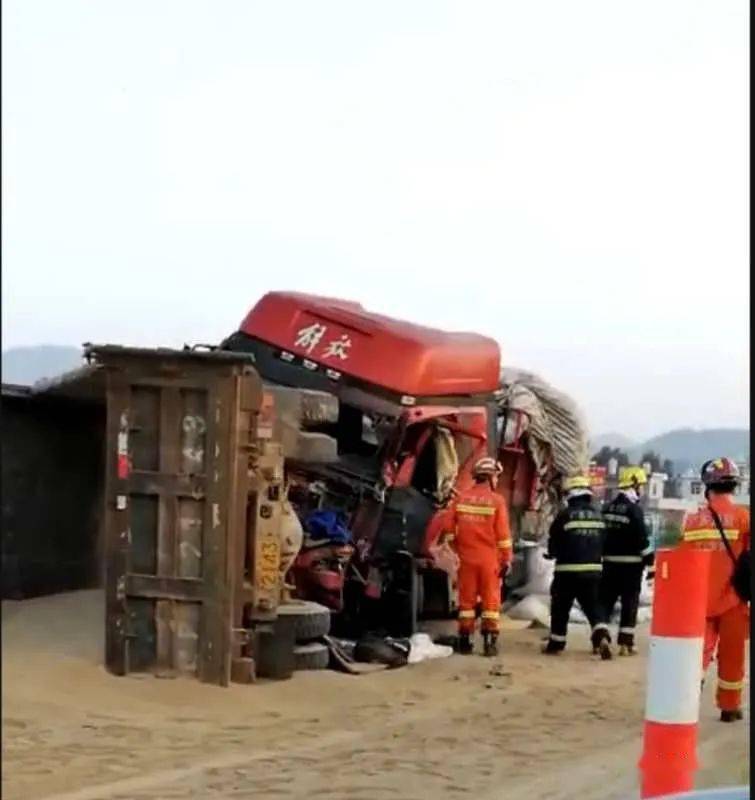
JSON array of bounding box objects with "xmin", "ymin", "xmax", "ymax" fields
[
  {"xmin": 294, "ymin": 642, "xmax": 330, "ymax": 671},
  {"xmin": 385, "ymin": 558, "xmax": 420, "ymax": 637},
  {"xmin": 254, "ymin": 616, "xmax": 296, "ymax": 680},
  {"xmin": 420, "ymin": 569, "xmax": 453, "ymax": 619},
  {"xmin": 277, "ymin": 601, "xmax": 332, "ymax": 642}
]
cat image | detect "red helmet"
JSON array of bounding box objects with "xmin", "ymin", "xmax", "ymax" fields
[{"xmin": 700, "ymin": 457, "xmax": 740, "ymax": 486}]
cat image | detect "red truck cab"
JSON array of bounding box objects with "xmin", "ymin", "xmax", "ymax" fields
[{"xmin": 223, "ymin": 292, "xmax": 535, "ymax": 635}]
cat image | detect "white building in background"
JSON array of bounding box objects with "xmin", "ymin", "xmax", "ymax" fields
[
  {"xmin": 645, "ymin": 472, "xmax": 667, "ymax": 506},
  {"xmin": 672, "ymin": 462, "xmax": 750, "ymax": 507}
]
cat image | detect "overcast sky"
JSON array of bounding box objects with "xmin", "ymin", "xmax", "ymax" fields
[{"xmin": 2, "ymin": 1, "xmax": 749, "ymax": 440}]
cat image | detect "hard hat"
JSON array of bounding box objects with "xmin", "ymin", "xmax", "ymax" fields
[
  {"xmin": 617, "ymin": 466, "xmax": 648, "ymax": 490},
  {"xmin": 700, "ymin": 457, "xmax": 740, "ymax": 486},
  {"xmin": 563, "ymin": 474, "xmax": 591, "ymax": 492},
  {"xmin": 472, "ymin": 457, "xmax": 503, "ymax": 478}
]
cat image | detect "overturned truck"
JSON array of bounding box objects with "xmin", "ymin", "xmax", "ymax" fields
[{"xmin": 223, "ymin": 292, "xmax": 588, "ymax": 637}]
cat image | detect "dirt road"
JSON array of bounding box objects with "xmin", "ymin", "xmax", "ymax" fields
[{"xmin": 2, "ymin": 591, "xmax": 748, "ymax": 800}]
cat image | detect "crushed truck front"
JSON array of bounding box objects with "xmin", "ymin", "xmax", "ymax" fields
[{"xmin": 223, "ymin": 292, "xmax": 548, "ymax": 636}]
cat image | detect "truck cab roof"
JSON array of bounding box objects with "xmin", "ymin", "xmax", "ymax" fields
[{"xmin": 229, "ymin": 292, "xmax": 501, "ymax": 406}]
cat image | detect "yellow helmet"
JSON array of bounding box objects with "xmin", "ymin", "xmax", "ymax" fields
[
  {"xmin": 617, "ymin": 466, "xmax": 648, "ymax": 490},
  {"xmin": 563, "ymin": 474, "xmax": 591, "ymax": 492}
]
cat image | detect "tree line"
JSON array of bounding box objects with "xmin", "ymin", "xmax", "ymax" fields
[{"xmin": 591, "ymin": 447, "xmax": 674, "ymax": 477}]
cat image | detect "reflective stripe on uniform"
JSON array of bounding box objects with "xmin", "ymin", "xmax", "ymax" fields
[
  {"xmin": 682, "ymin": 528, "xmax": 739, "ymax": 542},
  {"xmin": 619, "ymin": 627, "xmax": 635, "ymax": 634},
  {"xmin": 564, "ymin": 520, "xmax": 605, "ymax": 531},
  {"xmin": 592, "ymin": 623, "xmax": 610, "ymax": 632},
  {"xmin": 604, "ymin": 555, "xmax": 643, "ymax": 564},
  {"xmin": 554, "ymin": 563, "xmax": 603, "ymax": 572},
  {"xmin": 497, "ymin": 539, "xmax": 512, "ymax": 549},
  {"xmin": 718, "ymin": 678, "xmax": 745, "ymax": 691},
  {"xmin": 641, "ymin": 545, "xmax": 654, "ymax": 556},
  {"xmin": 604, "ymin": 513, "xmax": 631, "ymax": 524},
  {"xmin": 481, "ymin": 610, "xmax": 500, "ymax": 620},
  {"xmin": 456, "ymin": 503, "xmax": 495, "ymax": 516},
  {"xmin": 549, "ymin": 633, "xmax": 567, "ymax": 642},
  {"xmin": 458, "ymin": 609, "xmax": 476, "ymax": 619}
]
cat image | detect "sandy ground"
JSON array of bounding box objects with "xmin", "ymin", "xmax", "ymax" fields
[{"xmin": 2, "ymin": 590, "xmax": 749, "ymax": 800}]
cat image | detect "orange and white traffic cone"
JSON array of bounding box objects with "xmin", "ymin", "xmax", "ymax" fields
[{"xmin": 638, "ymin": 548, "xmax": 710, "ymax": 798}]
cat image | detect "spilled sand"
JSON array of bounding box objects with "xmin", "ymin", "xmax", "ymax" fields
[{"xmin": 2, "ymin": 590, "xmax": 748, "ymax": 800}]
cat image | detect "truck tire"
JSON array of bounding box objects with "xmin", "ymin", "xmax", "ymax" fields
[
  {"xmin": 254, "ymin": 615, "xmax": 296, "ymax": 681},
  {"xmin": 293, "ymin": 642, "xmax": 330, "ymax": 671},
  {"xmin": 384, "ymin": 556, "xmax": 420, "ymax": 638},
  {"xmin": 420, "ymin": 569, "xmax": 454, "ymax": 619},
  {"xmin": 277, "ymin": 601, "xmax": 332, "ymax": 642}
]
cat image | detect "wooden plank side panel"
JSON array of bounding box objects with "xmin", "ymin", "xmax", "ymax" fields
[
  {"xmin": 99, "ymin": 354, "xmax": 260, "ymax": 685},
  {"xmin": 197, "ymin": 378, "xmax": 233, "ymax": 685},
  {"xmin": 229, "ymin": 374, "xmax": 253, "ymax": 673},
  {"xmin": 174, "ymin": 602, "xmax": 201, "ymax": 675},
  {"xmin": 129, "ymin": 598, "xmax": 157, "ymax": 672},
  {"xmin": 103, "ymin": 374, "xmax": 131, "ymax": 676},
  {"xmin": 156, "ymin": 387, "xmax": 181, "ymax": 672},
  {"xmin": 177, "ymin": 498, "xmax": 204, "ymax": 578},
  {"xmin": 129, "ymin": 495, "xmax": 158, "ymax": 575},
  {"xmin": 179, "ymin": 389, "xmax": 207, "ymax": 476},
  {"xmin": 130, "ymin": 387, "xmax": 160, "ymax": 471},
  {"xmin": 126, "ymin": 574, "xmax": 206, "ymax": 600}
]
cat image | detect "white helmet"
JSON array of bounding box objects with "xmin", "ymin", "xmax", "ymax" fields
[{"xmin": 472, "ymin": 457, "xmax": 503, "ymax": 479}]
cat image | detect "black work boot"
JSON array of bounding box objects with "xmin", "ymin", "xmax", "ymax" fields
[
  {"xmin": 591, "ymin": 629, "xmax": 613, "ymax": 661},
  {"xmin": 618, "ymin": 632, "xmax": 636, "ymax": 656},
  {"xmin": 720, "ymin": 709, "xmax": 744, "ymax": 723},
  {"xmin": 458, "ymin": 633, "xmax": 473, "ymax": 655},
  {"xmin": 542, "ymin": 638, "xmax": 563, "ymax": 655},
  {"xmin": 598, "ymin": 639, "xmax": 613, "ymax": 661},
  {"xmin": 483, "ymin": 633, "xmax": 499, "ymax": 657}
]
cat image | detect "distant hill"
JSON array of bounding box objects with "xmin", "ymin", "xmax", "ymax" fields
[
  {"xmin": 592, "ymin": 427, "xmax": 750, "ymax": 474},
  {"xmin": 629, "ymin": 428, "xmax": 749, "ymax": 474},
  {"xmin": 589, "ymin": 432, "xmax": 637, "ymax": 452},
  {"xmin": 1, "ymin": 346, "xmax": 83, "ymax": 386}
]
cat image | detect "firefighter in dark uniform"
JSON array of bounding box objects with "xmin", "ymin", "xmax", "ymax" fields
[
  {"xmin": 593, "ymin": 466, "xmax": 654, "ymax": 656},
  {"xmin": 543, "ymin": 475, "xmax": 612, "ymax": 660}
]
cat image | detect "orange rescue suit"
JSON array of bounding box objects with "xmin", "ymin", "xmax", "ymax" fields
[
  {"xmin": 680, "ymin": 494, "xmax": 750, "ymax": 712},
  {"xmin": 447, "ymin": 484, "xmax": 512, "ymax": 634}
]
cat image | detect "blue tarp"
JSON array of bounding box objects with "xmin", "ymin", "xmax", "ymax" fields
[{"xmin": 303, "ymin": 509, "xmax": 353, "ymax": 546}]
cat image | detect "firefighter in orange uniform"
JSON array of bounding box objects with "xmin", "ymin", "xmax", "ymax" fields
[
  {"xmin": 680, "ymin": 458, "xmax": 750, "ymax": 722},
  {"xmin": 447, "ymin": 457, "xmax": 512, "ymax": 657}
]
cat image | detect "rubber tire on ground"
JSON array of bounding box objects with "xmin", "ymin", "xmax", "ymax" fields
[
  {"xmin": 277, "ymin": 601, "xmax": 332, "ymax": 642},
  {"xmin": 293, "ymin": 642, "xmax": 330, "ymax": 671},
  {"xmin": 420, "ymin": 569, "xmax": 453, "ymax": 619},
  {"xmin": 254, "ymin": 616, "xmax": 297, "ymax": 681}
]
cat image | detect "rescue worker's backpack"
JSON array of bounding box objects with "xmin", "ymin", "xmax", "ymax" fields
[{"xmin": 709, "ymin": 506, "xmax": 751, "ymax": 603}]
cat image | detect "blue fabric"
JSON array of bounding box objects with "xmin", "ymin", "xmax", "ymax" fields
[{"xmin": 303, "ymin": 509, "xmax": 353, "ymax": 545}]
